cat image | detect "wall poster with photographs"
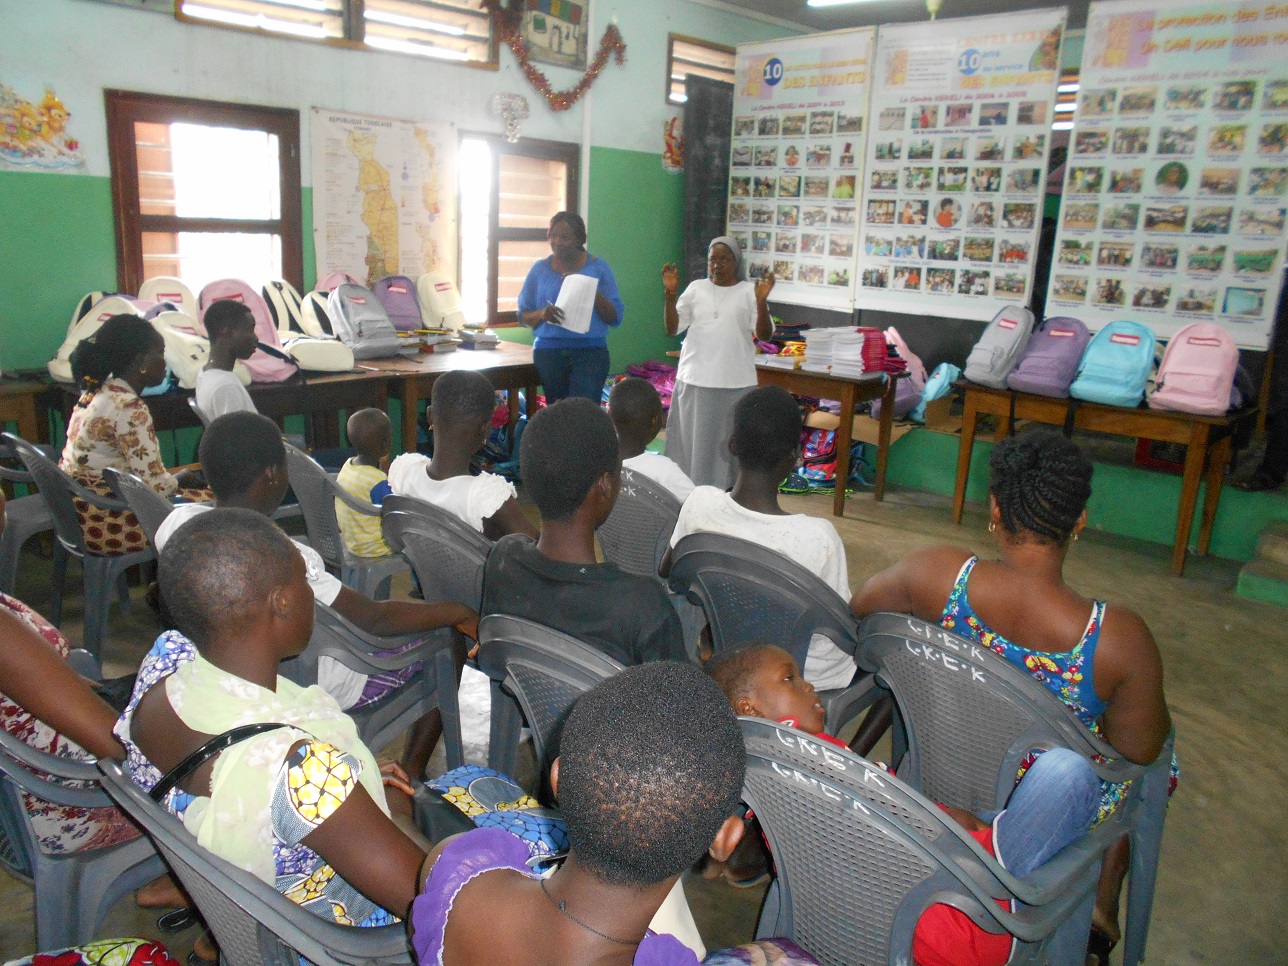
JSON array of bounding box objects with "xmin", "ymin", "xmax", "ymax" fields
[
  {"xmin": 728, "ymin": 28, "xmax": 875, "ymax": 310},
  {"xmin": 1046, "ymin": 0, "xmax": 1288, "ymax": 348},
  {"xmin": 852, "ymin": 9, "xmax": 1066, "ymax": 321}
]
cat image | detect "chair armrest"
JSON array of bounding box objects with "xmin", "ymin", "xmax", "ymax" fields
[
  {"xmin": 65, "ymin": 475, "xmax": 132, "ymax": 511},
  {"xmin": 822, "ymin": 672, "xmax": 884, "ymax": 735},
  {"xmin": 66, "ymin": 648, "xmax": 104, "ymax": 681},
  {"xmin": 318, "ymin": 628, "xmax": 454, "ymax": 675},
  {"xmin": 328, "ymin": 476, "xmax": 381, "ymax": 517}
]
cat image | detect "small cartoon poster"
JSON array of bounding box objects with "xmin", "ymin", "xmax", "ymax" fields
[
  {"xmin": 0, "ymin": 83, "xmax": 85, "ymax": 172},
  {"xmin": 522, "ymin": 0, "xmax": 587, "ymax": 71},
  {"xmin": 728, "ymin": 28, "xmax": 875, "ymax": 310},
  {"xmin": 853, "ymin": 9, "xmax": 1066, "ymax": 321},
  {"xmin": 1046, "ymin": 0, "xmax": 1288, "ymax": 348}
]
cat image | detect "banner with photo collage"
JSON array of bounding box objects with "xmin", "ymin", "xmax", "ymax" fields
[
  {"xmin": 853, "ymin": 9, "xmax": 1067, "ymax": 321},
  {"xmin": 1046, "ymin": 0, "xmax": 1288, "ymax": 348},
  {"xmin": 727, "ymin": 29, "xmax": 876, "ymax": 310}
]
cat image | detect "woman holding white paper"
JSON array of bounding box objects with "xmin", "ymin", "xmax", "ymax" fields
[
  {"xmin": 662, "ymin": 237, "xmax": 774, "ymax": 489},
  {"xmin": 517, "ymin": 211, "xmax": 625, "ymax": 404}
]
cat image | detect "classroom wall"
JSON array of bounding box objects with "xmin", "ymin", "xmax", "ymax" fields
[{"xmin": 0, "ymin": 0, "xmax": 796, "ymax": 372}]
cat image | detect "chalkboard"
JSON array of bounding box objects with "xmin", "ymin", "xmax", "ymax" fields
[{"xmin": 683, "ymin": 75, "xmax": 734, "ymax": 288}]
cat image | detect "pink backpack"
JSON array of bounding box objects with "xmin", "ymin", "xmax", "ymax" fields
[
  {"xmin": 883, "ymin": 326, "xmax": 927, "ymax": 388},
  {"xmin": 1148, "ymin": 322, "xmax": 1238, "ymax": 417},
  {"xmin": 316, "ymin": 271, "xmax": 361, "ymax": 293},
  {"xmin": 198, "ymin": 279, "xmax": 298, "ymax": 383}
]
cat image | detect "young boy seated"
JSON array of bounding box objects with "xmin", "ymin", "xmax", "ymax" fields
[
  {"xmin": 607, "ymin": 377, "xmax": 695, "ymax": 503},
  {"xmin": 710, "ymin": 643, "xmax": 1103, "ymax": 966},
  {"xmin": 412, "ymin": 660, "xmax": 817, "ymax": 966},
  {"xmin": 153, "ymin": 411, "xmax": 476, "ymax": 778},
  {"xmin": 387, "ymin": 370, "xmax": 536, "ymax": 539},
  {"xmin": 194, "ymin": 299, "xmax": 258, "ymax": 421},
  {"xmin": 335, "ymin": 407, "xmax": 395, "ymax": 559},
  {"xmin": 481, "ymin": 399, "xmax": 686, "ymax": 667},
  {"xmin": 122, "ymin": 508, "xmax": 434, "ymax": 928},
  {"xmin": 665, "ymin": 386, "xmax": 856, "ymax": 689}
]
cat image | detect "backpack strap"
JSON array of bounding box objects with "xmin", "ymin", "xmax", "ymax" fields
[
  {"xmin": 256, "ymin": 342, "xmax": 306, "ymax": 384},
  {"xmin": 1063, "ymin": 398, "xmax": 1080, "ymax": 438},
  {"xmin": 1007, "ymin": 390, "xmax": 1018, "ymax": 437},
  {"xmin": 149, "ymin": 722, "xmax": 289, "ymax": 801}
]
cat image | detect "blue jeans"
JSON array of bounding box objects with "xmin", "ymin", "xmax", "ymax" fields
[
  {"xmin": 534, "ymin": 346, "xmax": 611, "ymax": 405},
  {"xmin": 992, "ymin": 748, "xmax": 1100, "ymax": 876}
]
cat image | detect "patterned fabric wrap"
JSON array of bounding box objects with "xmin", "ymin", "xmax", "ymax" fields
[
  {"xmin": 4, "ymin": 938, "xmax": 180, "ymax": 966},
  {"xmin": 427, "ymin": 765, "xmax": 568, "ymax": 871},
  {"xmin": 0, "ymin": 593, "xmax": 140, "ymax": 856}
]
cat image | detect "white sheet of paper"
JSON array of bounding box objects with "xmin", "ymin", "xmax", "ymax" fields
[{"xmin": 555, "ymin": 273, "xmax": 599, "ymax": 334}]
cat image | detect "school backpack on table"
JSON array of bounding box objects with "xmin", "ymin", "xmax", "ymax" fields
[
  {"xmin": 1148, "ymin": 322, "xmax": 1238, "ymax": 417},
  {"xmin": 373, "ymin": 275, "xmax": 424, "ymax": 332},
  {"xmin": 198, "ymin": 279, "xmax": 299, "ymax": 383},
  {"xmin": 1006, "ymin": 316, "xmax": 1091, "ymax": 398},
  {"xmin": 262, "ymin": 279, "xmax": 355, "ymax": 372},
  {"xmin": 138, "ymin": 277, "xmax": 198, "ymax": 319},
  {"xmin": 146, "ymin": 310, "xmax": 248, "ymax": 390},
  {"xmin": 327, "ymin": 283, "xmax": 413, "ymax": 361},
  {"xmin": 910, "ymin": 362, "xmax": 962, "ymax": 423},
  {"xmin": 316, "ymin": 270, "xmax": 361, "ymax": 293},
  {"xmin": 963, "ymin": 304, "xmax": 1035, "ymax": 389},
  {"xmin": 872, "ymin": 326, "xmax": 926, "ymax": 421},
  {"xmin": 49, "ymin": 295, "xmax": 144, "ymax": 383},
  {"xmin": 1069, "ymin": 320, "xmax": 1157, "ymax": 408}
]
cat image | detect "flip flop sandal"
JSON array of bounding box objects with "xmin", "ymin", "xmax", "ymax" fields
[
  {"xmin": 157, "ymin": 909, "xmax": 198, "ymax": 933},
  {"xmin": 1086, "ymin": 925, "xmax": 1118, "ymax": 966}
]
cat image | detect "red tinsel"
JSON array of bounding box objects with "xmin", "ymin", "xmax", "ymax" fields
[{"xmin": 484, "ymin": 1, "xmax": 626, "ymax": 112}]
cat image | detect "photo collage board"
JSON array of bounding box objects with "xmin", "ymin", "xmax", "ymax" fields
[
  {"xmin": 852, "ymin": 9, "xmax": 1067, "ymax": 321},
  {"xmin": 728, "ymin": 28, "xmax": 875, "ymax": 310},
  {"xmin": 1046, "ymin": 0, "xmax": 1288, "ymax": 348}
]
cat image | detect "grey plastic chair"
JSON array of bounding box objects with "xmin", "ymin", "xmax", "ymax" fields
[
  {"xmin": 279, "ymin": 600, "xmax": 464, "ymax": 769},
  {"xmin": 0, "ymin": 729, "xmax": 164, "ymax": 950},
  {"xmin": 381, "ymin": 497, "xmax": 492, "ymax": 610},
  {"xmin": 0, "ymin": 440, "xmax": 61, "ymax": 596},
  {"xmin": 2, "ymin": 433, "xmax": 155, "ymax": 658},
  {"xmin": 667, "ymin": 532, "xmax": 879, "ymax": 732},
  {"xmin": 596, "ymin": 467, "xmax": 681, "ymax": 578},
  {"xmin": 740, "ymin": 717, "xmax": 1118, "ymax": 966},
  {"xmin": 283, "ymin": 444, "xmax": 407, "ymax": 600},
  {"xmin": 474, "ymin": 614, "xmax": 623, "ymax": 780},
  {"xmin": 97, "ymin": 759, "xmax": 412, "ymax": 966},
  {"xmin": 857, "ymin": 611, "xmax": 1174, "ymax": 966},
  {"xmin": 101, "ymin": 468, "xmax": 176, "ymax": 546}
]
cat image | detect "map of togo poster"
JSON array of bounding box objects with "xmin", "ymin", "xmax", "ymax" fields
[
  {"xmin": 1046, "ymin": 0, "xmax": 1288, "ymax": 348},
  {"xmin": 311, "ymin": 108, "xmax": 457, "ymax": 286},
  {"xmin": 852, "ymin": 8, "xmax": 1066, "ymax": 322},
  {"xmin": 728, "ymin": 28, "xmax": 875, "ymax": 311}
]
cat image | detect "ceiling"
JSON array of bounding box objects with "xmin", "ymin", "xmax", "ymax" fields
[{"xmin": 738, "ymin": 0, "xmax": 1092, "ymax": 33}]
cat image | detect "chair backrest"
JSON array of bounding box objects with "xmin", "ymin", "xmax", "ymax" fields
[
  {"xmin": 281, "ymin": 600, "xmax": 426, "ymax": 688},
  {"xmin": 596, "ymin": 466, "xmax": 681, "ymax": 579},
  {"xmin": 381, "ymin": 498, "xmax": 492, "ymax": 610},
  {"xmin": 283, "ymin": 444, "xmax": 377, "ymax": 569},
  {"xmin": 96, "ymin": 759, "xmax": 412, "ymax": 966},
  {"xmin": 857, "ymin": 612, "xmax": 1139, "ymax": 813},
  {"xmin": 0, "ymin": 441, "xmax": 38, "ymax": 487},
  {"xmin": 667, "ymin": 532, "xmax": 859, "ymax": 675},
  {"xmin": 475, "ymin": 615, "xmax": 623, "ymax": 769},
  {"xmin": 1, "ymin": 432, "xmax": 114, "ymax": 555},
  {"xmin": 102, "ymin": 468, "xmax": 174, "ymax": 546}
]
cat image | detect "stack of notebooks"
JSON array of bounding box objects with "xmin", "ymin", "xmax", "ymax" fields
[
  {"xmin": 458, "ymin": 327, "xmax": 499, "ymax": 350},
  {"xmin": 801, "ymin": 327, "xmax": 889, "ymax": 377}
]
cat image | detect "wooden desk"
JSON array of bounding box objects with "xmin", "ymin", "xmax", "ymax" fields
[
  {"xmin": 362, "ymin": 342, "xmax": 540, "ymax": 452},
  {"xmin": 755, "ymin": 366, "xmax": 904, "ymax": 516},
  {"xmin": 0, "ymin": 380, "xmax": 45, "ymax": 443},
  {"xmin": 952, "ymin": 382, "xmax": 1250, "ymax": 575}
]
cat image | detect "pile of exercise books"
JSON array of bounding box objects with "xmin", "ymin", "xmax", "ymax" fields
[
  {"xmin": 801, "ymin": 327, "xmax": 889, "ymax": 377},
  {"xmin": 458, "ymin": 327, "xmax": 499, "ymax": 350}
]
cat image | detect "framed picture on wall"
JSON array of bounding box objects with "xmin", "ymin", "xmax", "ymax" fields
[{"xmin": 523, "ymin": 0, "xmax": 588, "ymax": 71}]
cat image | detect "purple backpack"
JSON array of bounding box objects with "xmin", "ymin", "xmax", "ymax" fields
[
  {"xmin": 870, "ymin": 374, "xmax": 923, "ymax": 421},
  {"xmin": 1005, "ymin": 316, "xmax": 1091, "ymax": 398},
  {"xmin": 373, "ymin": 275, "xmax": 424, "ymax": 332}
]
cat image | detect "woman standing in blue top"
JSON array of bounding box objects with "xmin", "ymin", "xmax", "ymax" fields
[{"xmin": 518, "ymin": 211, "xmax": 625, "ymax": 403}]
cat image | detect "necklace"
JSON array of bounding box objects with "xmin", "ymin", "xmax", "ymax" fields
[{"xmin": 539, "ymin": 877, "xmax": 641, "ymax": 947}]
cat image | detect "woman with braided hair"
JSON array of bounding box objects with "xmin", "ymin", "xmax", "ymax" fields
[{"xmin": 851, "ymin": 429, "xmax": 1172, "ymax": 966}]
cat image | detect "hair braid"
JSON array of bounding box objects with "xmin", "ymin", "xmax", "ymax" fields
[{"xmin": 989, "ymin": 430, "xmax": 1092, "ymax": 543}]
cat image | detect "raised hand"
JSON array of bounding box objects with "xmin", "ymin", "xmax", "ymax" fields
[
  {"xmin": 661, "ymin": 263, "xmax": 680, "ymax": 298},
  {"xmin": 755, "ymin": 273, "xmax": 776, "ymax": 302}
]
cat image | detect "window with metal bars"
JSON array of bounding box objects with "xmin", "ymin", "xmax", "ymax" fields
[
  {"xmin": 666, "ymin": 34, "xmax": 735, "ymax": 106},
  {"xmin": 174, "ymin": 0, "xmax": 496, "ymax": 66}
]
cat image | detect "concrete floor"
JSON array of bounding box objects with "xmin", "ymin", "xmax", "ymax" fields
[{"xmin": 1, "ymin": 484, "xmax": 1284, "ymax": 964}]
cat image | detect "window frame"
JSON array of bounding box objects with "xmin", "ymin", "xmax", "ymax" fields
[
  {"xmin": 665, "ymin": 33, "xmax": 736, "ymax": 107},
  {"xmin": 461, "ymin": 134, "xmax": 580, "ymax": 327},
  {"xmin": 105, "ymin": 89, "xmax": 304, "ymax": 295}
]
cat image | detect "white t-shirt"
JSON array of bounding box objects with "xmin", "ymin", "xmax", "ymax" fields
[
  {"xmin": 622, "ymin": 452, "xmax": 695, "ymax": 503},
  {"xmin": 387, "ymin": 453, "xmax": 515, "ymax": 533},
  {"xmin": 152, "ymin": 503, "xmax": 369, "ymax": 709},
  {"xmin": 674, "ymin": 279, "xmax": 759, "ymax": 389},
  {"xmin": 194, "ymin": 368, "xmax": 256, "ymax": 421},
  {"xmin": 670, "ymin": 486, "xmax": 857, "ymax": 689}
]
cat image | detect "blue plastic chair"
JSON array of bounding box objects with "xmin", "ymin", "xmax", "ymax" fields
[{"xmin": 0, "ymin": 440, "xmax": 61, "ymax": 597}]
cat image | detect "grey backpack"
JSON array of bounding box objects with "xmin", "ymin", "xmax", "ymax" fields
[
  {"xmin": 963, "ymin": 304, "xmax": 1036, "ymax": 389},
  {"xmin": 326, "ymin": 283, "xmax": 411, "ymax": 360}
]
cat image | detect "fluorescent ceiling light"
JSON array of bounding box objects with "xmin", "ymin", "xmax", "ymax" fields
[
  {"xmin": 807, "ymin": 0, "xmax": 883, "ymax": 6},
  {"xmin": 265, "ymin": 0, "xmax": 330, "ymax": 11},
  {"xmin": 365, "ymin": 35, "xmax": 471, "ymax": 60},
  {"xmin": 365, "ymin": 10, "xmax": 466, "ymax": 36},
  {"xmin": 182, "ymin": 3, "xmax": 329, "ymax": 37}
]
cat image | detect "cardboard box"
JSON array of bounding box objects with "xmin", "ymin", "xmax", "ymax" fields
[{"xmin": 804, "ymin": 409, "xmax": 917, "ymax": 446}]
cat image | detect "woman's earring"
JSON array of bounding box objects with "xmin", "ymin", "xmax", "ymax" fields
[
  {"xmin": 988, "ymin": 521, "xmax": 996, "ymax": 533},
  {"xmin": 1073, "ymin": 532, "xmax": 1080, "ymax": 541}
]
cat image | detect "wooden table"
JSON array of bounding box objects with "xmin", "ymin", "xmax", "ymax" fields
[
  {"xmin": 952, "ymin": 382, "xmax": 1251, "ymax": 575},
  {"xmin": 0, "ymin": 380, "xmax": 45, "ymax": 443},
  {"xmin": 755, "ymin": 366, "xmax": 904, "ymax": 516}
]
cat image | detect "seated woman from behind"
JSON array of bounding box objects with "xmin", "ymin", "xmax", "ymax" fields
[
  {"xmin": 851, "ymin": 429, "xmax": 1173, "ymax": 961},
  {"xmin": 119, "ymin": 508, "xmax": 431, "ymax": 925}
]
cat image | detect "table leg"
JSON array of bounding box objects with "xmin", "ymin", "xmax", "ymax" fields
[
  {"xmin": 833, "ymin": 384, "xmax": 856, "ymax": 517},
  {"xmin": 400, "ymin": 380, "xmax": 420, "ymax": 456},
  {"xmin": 1173, "ymin": 424, "xmax": 1210, "ymax": 575},
  {"xmin": 873, "ymin": 376, "xmax": 896, "ymax": 504},
  {"xmin": 952, "ymin": 395, "xmax": 979, "ymax": 525},
  {"xmin": 1198, "ymin": 434, "xmax": 1231, "ymax": 558}
]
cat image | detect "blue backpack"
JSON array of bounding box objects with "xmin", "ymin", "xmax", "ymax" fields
[
  {"xmin": 1006, "ymin": 316, "xmax": 1091, "ymax": 398},
  {"xmin": 1069, "ymin": 321, "xmax": 1157, "ymax": 408},
  {"xmin": 911, "ymin": 362, "xmax": 961, "ymax": 423}
]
